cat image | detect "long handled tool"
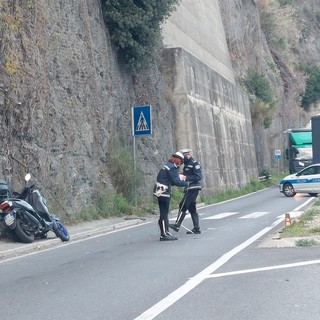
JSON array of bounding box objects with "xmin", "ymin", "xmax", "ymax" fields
[
  {"xmin": 179, "ymin": 222, "xmax": 194, "ymax": 234},
  {"xmin": 175, "ymin": 188, "xmax": 194, "ymax": 234}
]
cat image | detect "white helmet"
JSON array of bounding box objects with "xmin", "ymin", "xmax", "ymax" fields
[
  {"xmin": 179, "ymin": 148, "xmax": 192, "ymax": 155},
  {"xmin": 172, "ymin": 151, "xmax": 184, "ymax": 162}
]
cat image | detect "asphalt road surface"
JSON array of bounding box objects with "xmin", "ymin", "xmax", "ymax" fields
[{"xmin": 1, "ymin": 187, "xmax": 320, "ymax": 320}]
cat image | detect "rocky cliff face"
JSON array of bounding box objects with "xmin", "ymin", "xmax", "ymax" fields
[
  {"xmin": 1, "ymin": 0, "xmax": 320, "ymax": 218},
  {"xmin": 218, "ymin": 0, "xmax": 320, "ymax": 170},
  {"xmin": 0, "ymin": 0, "xmax": 177, "ymax": 215}
]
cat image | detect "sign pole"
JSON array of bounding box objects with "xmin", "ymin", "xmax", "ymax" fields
[
  {"xmin": 133, "ymin": 135, "xmax": 137, "ymax": 207},
  {"xmin": 132, "ymin": 105, "xmax": 152, "ymax": 207},
  {"xmin": 274, "ymin": 149, "xmax": 282, "ymax": 173}
]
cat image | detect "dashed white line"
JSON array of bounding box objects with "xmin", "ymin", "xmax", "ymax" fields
[
  {"xmin": 203, "ymin": 212, "xmax": 239, "ymax": 219},
  {"xmin": 134, "ymin": 218, "xmax": 284, "ymax": 320},
  {"xmin": 240, "ymin": 212, "xmax": 270, "ymax": 219},
  {"xmin": 134, "ymin": 197, "xmax": 315, "ymax": 320}
]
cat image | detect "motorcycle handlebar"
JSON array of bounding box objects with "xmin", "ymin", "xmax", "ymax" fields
[{"xmin": 14, "ymin": 185, "xmax": 35, "ymax": 199}]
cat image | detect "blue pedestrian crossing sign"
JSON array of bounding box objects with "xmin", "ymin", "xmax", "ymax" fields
[{"xmin": 132, "ymin": 105, "xmax": 152, "ymax": 136}]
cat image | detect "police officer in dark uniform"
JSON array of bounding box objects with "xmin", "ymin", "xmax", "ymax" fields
[
  {"xmin": 154, "ymin": 152, "xmax": 189, "ymax": 241},
  {"xmin": 169, "ymin": 149, "xmax": 202, "ymax": 234}
]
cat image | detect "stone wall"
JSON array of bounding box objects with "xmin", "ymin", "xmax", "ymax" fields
[
  {"xmin": 0, "ymin": 0, "xmax": 178, "ymax": 214},
  {"xmin": 162, "ymin": 0, "xmax": 258, "ymax": 192},
  {"xmin": 162, "ymin": 0, "xmax": 235, "ymax": 84},
  {"xmin": 0, "ymin": 0, "xmax": 258, "ymax": 217},
  {"xmin": 162, "ymin": 48, "xmax": 257, "ymax": 194}
]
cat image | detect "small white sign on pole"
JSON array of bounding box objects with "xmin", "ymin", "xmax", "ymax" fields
[{"xmin": 275, "ymin": 149, "xmax": 281, "ymax": 159}]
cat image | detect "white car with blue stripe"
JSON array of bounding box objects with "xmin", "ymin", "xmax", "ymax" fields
[{"xmin": 279, "ymin": 164, "xmax": 320, "ymax": 197}]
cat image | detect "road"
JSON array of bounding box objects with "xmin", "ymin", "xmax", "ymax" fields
[{"xmin": 1, "ymin": 187, "xmax": 320, "ymax": 320}]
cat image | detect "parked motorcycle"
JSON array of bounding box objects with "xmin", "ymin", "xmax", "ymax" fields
[{"xmin": 0, "ymin": 174, "xmax": 70, "ymax": 243}]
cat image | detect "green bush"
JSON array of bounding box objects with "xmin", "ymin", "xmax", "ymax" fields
[
  {"xmin": 245, "ymin": 69, "xmax": 275, "ymax": 106},
  {"xmin": 295, "ymin": 239, "xmax": 317, "ymax": 247},
  {"xmin": 244, "ymin": 69, "xmax": 275, "ymax": 128},
  {"xmin": 101, "ymin": 0, "xmax": 180, "ymax": 69},
  {"xmin": 106, "ymin": 136, "xmax": 142, "ymax": 204},
  {"xmin": 301, "ymin": 68, "xmax": 320, "ymax": 110}
]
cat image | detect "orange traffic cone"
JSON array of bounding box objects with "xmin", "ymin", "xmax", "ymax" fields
[{"xmin": 285, "ymin": 213, "xmax": 291, "ymax": 227}]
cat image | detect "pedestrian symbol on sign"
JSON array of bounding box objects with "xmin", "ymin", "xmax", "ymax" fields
[
  {"xmin": 132, "ymin": 105, "xmax": 152, "ymax": 136},
  {"xmin": 136, "ymin": 111, "xmax": 149, "ymax": 132}
]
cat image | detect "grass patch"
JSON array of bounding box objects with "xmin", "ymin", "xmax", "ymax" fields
[
  {"xmin": 202, "ymin": 172, "xmax": 281, "ymax": 205},
  {"xmin": 67, "ymin": 187, "xmax": 154, "ymax": 225},
  {"xmin": 67, "ymin": 169, "xmax": 287, "ymax": 225},
  {"xmin": 295, "ymin": 239, "xmax": 318, "ymax": 247},
  {"xmin": 165, "ymin": 170, "xmax": 285, "ymax": 215},
  {"xmin": 281, "ymin": 199, "xmax": 320, "ymax": 238}
]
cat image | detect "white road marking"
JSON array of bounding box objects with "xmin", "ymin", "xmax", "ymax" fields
[
  {"xmin": 207, "ymin": 259, "xmax": 320, "ymax": 279},
  {"xmin": 0, "ymin": 222, "xmax": 153, "ymax": 264},
  {"xmin": 134, "ymin": 198, "xmax": 315, "ymax": 320},
  {"xmin": 203, "ymin": 212, "xmax": 239, "ymax": 219},
  {"xmin": 277, "ymin": 211, "xmax": 304, "ymax": 219},
  {"xmin": 134, "ymin": 218, "xmax": 284, "ymax": 320},
  {"xmin": 239, "ymin": 212, "xmax": 270, "ymax": 219}
]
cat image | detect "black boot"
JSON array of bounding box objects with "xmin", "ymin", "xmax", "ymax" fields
[
  {"xmin": 186, "ymin": 228, "xmax": 201, "ymax": 234},
  {"xmin": 169, "ymin": 211, "xmax": 186, "ymax": 232},
  {"xmin": 187, "ymin": 213, "xmax": 201, "ymax": 234},
  {"xmin": 168, "ymin": 223, "xmax": 180, "ymax": 232},
  {"xmin": 159, "ymin": 219, "xmax": 177, "ymax": 241},
  {"xmin": 165, "ymin": 219, "xmax": 177, "ymax": 240}
]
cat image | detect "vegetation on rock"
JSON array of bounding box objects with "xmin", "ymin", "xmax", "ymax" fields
[
  {"xmin": 301, "ymin": 68, "xmax": 320, "ymax": 111},
  {"xmin": 245, "ymin": 68, "xmax": 275, "ymax": 129},
  {"xmin": 101, "ymin": 0, "xmax": 180, "ymax": 69}
]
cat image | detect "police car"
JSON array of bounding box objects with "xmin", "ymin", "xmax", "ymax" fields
[{"xmin": 279, "ymin": 164, "xmax": 320, "ymax": 197}]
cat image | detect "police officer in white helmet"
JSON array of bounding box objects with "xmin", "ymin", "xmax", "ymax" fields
[
  {"xmin": 169, "ymin": 149, "xmax": 202, "ymax": 234},
  {"xmin": 153, "ymin": 152, "xmax": 189, "ymax": 241}
]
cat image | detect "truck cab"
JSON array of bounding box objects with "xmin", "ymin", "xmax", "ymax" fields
[{"xmin": 286, "ymin": 129, "xmax": 312, "ymax": 173}]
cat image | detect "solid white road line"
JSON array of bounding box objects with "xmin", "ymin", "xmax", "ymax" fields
[
  {"xmin": 207, "ymin": 259, "xmax": 320, "ymax": 279},
  {"xmin": 134, "ymin": 197, "xmax": 315, "ymax": 320},
  {"xmin": 134, "ymin": 217, "xmax": 285, "ymax": 320},
  {"xmin": 277, "ymin": 211, "xmax": 304, "ymax": 219}
]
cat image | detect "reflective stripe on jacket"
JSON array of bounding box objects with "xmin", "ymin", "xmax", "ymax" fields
[{"xmin": 155, "ymin": 161, "xmax": 188, "ymax": 197}]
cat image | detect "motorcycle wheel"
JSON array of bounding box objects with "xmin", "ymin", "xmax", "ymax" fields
[
  {"xmin": 53, "ymin": 220, "xmax": 70, "ymax": 242},
  {"xmin": 14, "ymin": 218, "xmax": 35, "ymax": 243}
]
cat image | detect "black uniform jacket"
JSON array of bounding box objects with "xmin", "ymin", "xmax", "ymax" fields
[
  {"xmin": 183, "ymin": 157, "xmax": 202, "ymax": 191},
  {"xmin": 155, "ymin": 161, "xmax": 188, "ymax": 198}
]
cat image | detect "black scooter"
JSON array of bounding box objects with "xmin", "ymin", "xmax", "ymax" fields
[{"xmin": 0, "ymin": 174, "xmax": 70, "ymax": 243}]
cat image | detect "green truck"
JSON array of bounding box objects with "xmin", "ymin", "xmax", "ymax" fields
[{"xmin": 285, "ymin": 128, "xmax": 312, "ymax": 173}]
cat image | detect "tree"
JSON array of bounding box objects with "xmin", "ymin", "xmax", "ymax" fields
[
  {"xmin": 301, "ymin": 69, "xmax": 320, "ymax": 111},
  {"xmin": 245, "ymin": 69, "xmax": 276, "ymax": 129},
  {"xmin": 101, "ymin": 0, "xmax": 180, "ymax": 69}
]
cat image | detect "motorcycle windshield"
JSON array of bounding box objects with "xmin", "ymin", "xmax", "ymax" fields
[
  {"xmin": 26, "ymin": 190, "xmax": 50, "ymax": 215},
  {"xmin": 9, "ymin": 199, "xmax": 35, "ymax": 212}
]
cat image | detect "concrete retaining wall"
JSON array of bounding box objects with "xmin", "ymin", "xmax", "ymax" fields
[
  {"xmin": 161, "ymin": 0, "xmax": 258, "ymax": 194},
  {"xmin": 162, "ymin": 48, "xmax": 258, "ymax": 194},
  {"xmin": 162, "ymin": 0, "xmax": 235, "ymax": 84}
]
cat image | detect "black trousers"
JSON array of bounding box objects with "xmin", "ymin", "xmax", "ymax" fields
[
  {"xmin": 176, "ymin": 189, "xmax": 200, "ymax": 229},
  {"xmin": 157, "ymin": 196, "xmax": 170, "ymax": 221},
  {"xmin": 180, "ymin": 189, "xmax": 199, "ymax": 215}
]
